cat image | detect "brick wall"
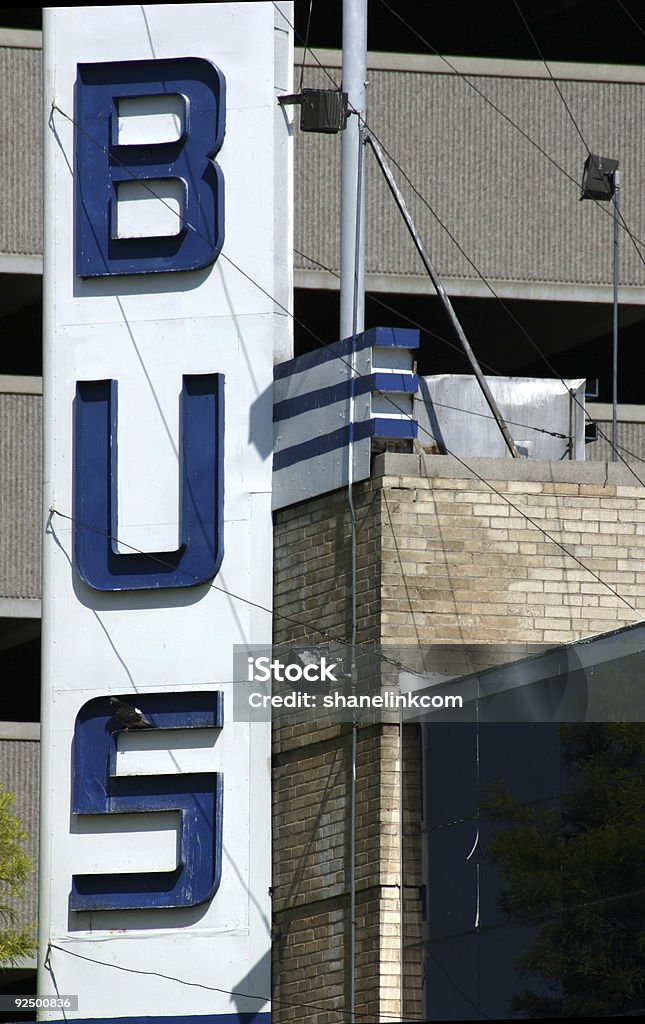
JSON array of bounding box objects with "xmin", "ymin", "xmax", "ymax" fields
[
  {"xmin": 379, "ymin": 455, "xmax": 645, "ymax": 647},
  {"xmin": 273, "ymin": 481, "xmax": 397, "ymax": 1022},
  {"xmin": 272, "ymin": 454, "xmax": 645, "ymax": 1021}
]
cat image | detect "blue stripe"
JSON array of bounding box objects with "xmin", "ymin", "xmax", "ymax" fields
[
  {"xmin": 372, "ymin": 417, "xmax": 419, "ymax": 440},
  {"xmin": 273, "ymin": 417, "xmax": 417, "ymax": 471},
  {"xmin": 273, "ymin": 373, "xmax": 419, "ymax": 422},
  {"xmin": 273, "ymin": 326, "xmax": 419, "ymax": 380}
]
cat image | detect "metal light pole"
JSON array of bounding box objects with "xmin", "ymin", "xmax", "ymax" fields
[
  {"xmin": 340, "ymin": 0, "xmax": 367, "ymax": 341},
  {"xmin": 580, "ymin": 153, "xmax": 620, "ymax": 462},
  {"xmin": 340, "ymin": 7, "xmax": 367, "ymax": 1024},
  {"xmin": 612, "ymin": 171, "xmax": 620, "ymax": 462}
]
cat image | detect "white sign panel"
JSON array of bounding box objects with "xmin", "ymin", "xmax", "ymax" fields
[{"xmin": 40, "ymin": 5, "xmax": 293, "ymax": 1022}]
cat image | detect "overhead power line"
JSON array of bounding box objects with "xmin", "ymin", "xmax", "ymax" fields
[
  {"xmin": 47, "ymin": 101, "xmax": 644, "ymax": 621},
  {"xmin": 374, "ymin": 0, "xmax": 645, "ymax": 266}
]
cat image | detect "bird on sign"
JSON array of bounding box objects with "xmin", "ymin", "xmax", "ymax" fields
[{"xmin": 109, "ymin": 697, "xmax": 154, "ymax": 731}]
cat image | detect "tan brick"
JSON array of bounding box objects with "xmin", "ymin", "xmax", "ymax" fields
[
  {"xmin": 542, "ymin": 628, "xmax": 586, "ymax": 642},
  {"xmin": 565, "ymin": 495, "xmax": 600, "ymax": 508},
  {"xmin": 540, "ymin": 482, "xmax": 580, "ymax": 495},
  {"xmin": 508, "ymin": 579, "xmax": 544, "ymax": 592},
  {"xmin": 579, "ymin": 483, "xmax": 616, "ymax": 496},
  {"xmin": 599, "ymin": 521, "xmax": 635, "ymax": 535},
  {"xmin": 505, "ymin": 480, "xmax": 544, "ymax": 493}
]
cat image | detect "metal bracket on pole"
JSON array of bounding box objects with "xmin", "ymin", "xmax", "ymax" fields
[{"xmin": 365, "ymin": 130, "xmax": 521, "ymax": 459}]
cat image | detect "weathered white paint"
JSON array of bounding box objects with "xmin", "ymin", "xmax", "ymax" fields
[{"xmin": 40, "ymin": 4, "xmax": 292, "ymax": 1020}]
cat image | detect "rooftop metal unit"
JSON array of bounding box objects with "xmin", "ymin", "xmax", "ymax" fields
[{"xmin": 415, "ymin": 375, "xmax": 586, "ymax": 461}]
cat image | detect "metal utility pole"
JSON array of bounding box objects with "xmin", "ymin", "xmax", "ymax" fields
[
  {"xmin": 340, "ymin": 0, "xmax": 367, "ymax": 341},
  {"xmin": 340, "ymin": 6, "xmax": 367, "ymax": 1024},
  {"xmin": 580, "ymin": 153, "xmax": 620, "ymax": 463},
  {"xmin": 612, "ymin": 170, "xmax": 620, "ymax": 462}
]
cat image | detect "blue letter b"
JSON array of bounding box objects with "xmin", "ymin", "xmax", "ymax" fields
[{"xmin": 75, "ymin": 57, "xmax": 225, "ymax": 277}]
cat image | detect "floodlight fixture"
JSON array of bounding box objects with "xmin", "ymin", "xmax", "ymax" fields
[
  {"xmin": 277, "ymin": 89, "xmax": 348, "ymax": 133},
  {"xmin": 580, "ymin": 153, "xmax": 619, "ymax": 201}
]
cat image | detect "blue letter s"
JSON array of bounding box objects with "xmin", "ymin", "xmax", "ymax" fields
[{"xmin": 71, "ymin": 691, "xmax": 223, "ymax": 912}]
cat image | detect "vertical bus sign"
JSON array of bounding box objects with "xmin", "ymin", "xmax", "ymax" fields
[{"xmin": 41, "ymin": 5, "xmax": 293, "ymax": 1023}]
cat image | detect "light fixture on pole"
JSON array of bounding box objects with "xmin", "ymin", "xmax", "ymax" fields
[{"xmin": 580, "ymin": 153, "xmax": 620, "ymax": 462}]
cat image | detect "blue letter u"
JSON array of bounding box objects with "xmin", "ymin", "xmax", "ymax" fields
[{"xmin": 73, "ymin": 374, "xmax": 224, "ymax": 591}]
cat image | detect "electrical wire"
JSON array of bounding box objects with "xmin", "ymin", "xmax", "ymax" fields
[
  {"xmin": 290, "ymin": 0, "xmax": 642, "ymax": 263},
  {"xmin": 507, "ymin": 0, "xmax": 645, "ymax": 363},
  {"xmin": 48, "ymin": 90, "xmax": 645, "ymax": 651},
  {"xmin": 283, "ymin": 16, "xmax": 639, "ymax": 468},
  {"xmin": 61, "ymin": 9, "xmax": 645, "ymax": 479},
  {"xmin": 375, "ymin": 0, "xmax": 645, "ymax": 262},
  {"xmin": 47, "ymin": 942, "xmax": 425, "ymax": 1023},
  {"xmin": 49, "ymin": 30, "xmax": 645, "ymax": 1024},
  {"xmin": 47, "ymin": 505, "xmax": 435, "ymax": 681},
  {"xmin": 45, "ymin": 66, "xmax": 645, "ymax": 1022},
  {"xmin": 614, "ymin": 0, "xmax": 645, "ymax": 40},
  {"xmin": 297, "ymin": 0, "xmax": 315, "ymax": 94},
  {"xmin": 295, "ymin": 245, "xmax": 508, "ymax": 376},
  {"xmin": 425, "ymin": 948, "xmax": 493, "ymax": 1020},
  {"xmin": 49, "ymin": 83, "xmax": 597, "ymax": 1024},
  {"xmin": 287, "ymin": 10, "xmax": 645, "ymax": 476},
  {"xmin": 47, "ymin": 508, "xmax": 338, "ymax": 647},
  {"xmin": 56, "ymin": 43, "xmax": 645, "ymax": 482},
  {"xmin": 607, "ymin": 439, "xmax": 645, "ymax": 466},
  {"xmin": 295, "ymin": 246, "xmax": 645, "ymax": 464},
  {"xmin": 407, "ymin": 446, "xmax": 640, "ymax": 615},
  {"xmin": 354, "ymin": 122, "xmax": 645, "ymax": 489},
  {"xmin": 510, "ymin": 0, "xmax": 591, "ymax": 155},
  {"xmin": 289, "ymin": 0, "xmax": 645, "ymax": 284},
  {"xmin": 61, "ymin": 875, "xmax": 641, "ymax": 1024},
  {"xmin": 221, "ymin": 30, "xmax": 644, "ymax": 1018},
  {"xmin": 295, "ymin": 245, "xmax": 645, "ymax": 459},
  {"xmin": 506, "ymin": 0, "xmax": 645, "ymax": 471},
  {"xmin": 47, "ymin": 103, "xmax": 644, "ymax": 621},
  {"xmin": 290, "ymin": 0, "xmax": 594, "ymax": 210},
  {"xmin": 426, "ymin": 399, "xmax": 569, "ymax": 440},
  {"xmin": 274, "ymin": 0, "xmax": 342, "ymax": 92},
  {"xmin": 49, "ymin": 392, "xmax": 641, "ymax": 622}
]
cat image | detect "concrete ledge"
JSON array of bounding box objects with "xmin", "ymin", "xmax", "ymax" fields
[
  {"xmin": 296, "ymin": 47, "xmax": 645, "ymax": 84},
  {"xmin": 373, "ymin": 452, "xmax": 645, "ymax": 487},
  {"xmin": 588, "ymin": 403, "xmax": 645, "ymax": 423},
  {"xmin": 0, "ymin": 598, "xmax": 41, "ymax": 618},
  {"xmin": 0, "ymin": 721, "xmax": 39, "ymax": 740},
  {"xmin": 0, "ymin": 254, "xmax": 43, "ymax": 275},
  {"xmin": 0, "ymin": 375, "xmax": 42, "ymax": 396},
  {"xmin": 294, "ymin": 268, "xmax": 645, "ymax": 306},
  {"xmin": 0, "ymin": 28, "xmax": 42, "ymax": 50}
]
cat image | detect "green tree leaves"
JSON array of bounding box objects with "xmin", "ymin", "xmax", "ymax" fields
[
  {"xmin": 484, "ymin": 724, "xmax": 645, "ymax": 1018},
  {"xmin": 0, "ymin": 783, "xmax": 36, "ymax": 966}
]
